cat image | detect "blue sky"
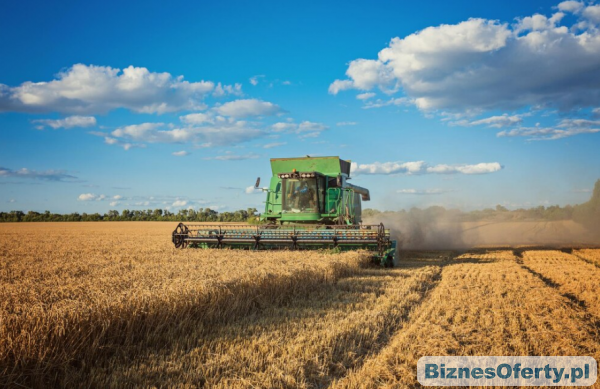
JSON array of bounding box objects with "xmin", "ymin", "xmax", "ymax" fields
[{"xmin": 1, "ymin": 0, "xmax": 599, "ymax": 213}]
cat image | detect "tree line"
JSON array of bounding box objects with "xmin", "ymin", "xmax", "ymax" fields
[
  {"xmin": 0, "ymin": 208, "xmax": 259, "ymax": 223},
  {"xmin": 2, "ymin": 180, "xmax": 599, "ymax": 231}
]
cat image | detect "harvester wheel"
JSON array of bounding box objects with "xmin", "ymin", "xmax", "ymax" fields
[{"xmin": 172, "ymin": 223, "xmax": 189, "ymax": 249}]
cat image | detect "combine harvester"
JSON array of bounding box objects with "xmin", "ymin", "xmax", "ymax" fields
[{"xmin": 172, "ymin": 156, "xmax": 397, "ymax": 266}]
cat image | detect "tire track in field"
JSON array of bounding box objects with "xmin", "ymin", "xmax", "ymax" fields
[
  {"xmin": 331, "ymin": 251, "xmax": 600, "ymax": 388},
  {"xmin": 518, "ymin": 250, "xmax": 600, "ymax": 333}
]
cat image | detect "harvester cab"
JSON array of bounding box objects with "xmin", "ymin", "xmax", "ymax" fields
[{"xmin": 172, "ymin": 156, "xmax": 397, "ymax": 266}]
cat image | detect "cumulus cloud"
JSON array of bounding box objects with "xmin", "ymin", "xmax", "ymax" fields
[
  {"xmin": 172, "ymin": 150, "xmax": 189, "ymax": 156},
  {"xmin": 103, "ymin": 136, "xmax": 144, "ymax": 151},
  {"xmin": 330, "ymin": 6, "xmax": 600, "ymax": 113},
  {"xmin": 249, "ymin": 75, "xmax": 265, "ymax": 86},
  {"xmin": 270, "ymin": 120, "xmax": 329, "ymax": 138},
  {"xmin": 172, "ymin": 200, "xmax": 188, "ymax": 207},
  {"xmin": 0, "ymin": 64, "xmax": 217, "ymax": 114},
  {"xmin": 351, "ymin": 161, "xmax": 502, "ymax": 175},
  {"xmin": 32, "ymin": 115, "xmax": 96, "ymax": 129},
  {"xmin": 109, "ymin": 201, "xmax": 119, "ymax": 207},
  {"xmin": 558, "ymin": 1, "xmax": 584, "ymax": 13},
  {"xmin": 356, "ymin": 93, "xmax": 375, "ymax": 100},
  {"xmin": 363, "ymin": 97, "xmax": 412, "ymax": 109},
  {"xmin": 452, "ymin": 113, "xmax": 525, "ymax": 128},
  {"xmin": 179, "ymin": 112, "xmax": 213, "ymax": 125},
  {"xmin": 425, "ymin": 162, "xmax": 503, "ymax": 174},
  {"xmin": 497, "ymin": 126, "xmax": 600, "ymax": 140},
  {"xmin": 352, "ymin": 161, "xmax": 426, "ymax": 175},
  {"xmin": 214, "ymin": 99, "xmax": 284, "ymax": 118},
  {"xmin": 108, "ymin": 119, "xmax": 265, "ymax": 147},
  {"xmin": 78, "ymin": 193, "xmax": 106, "ymax": 201},
  {"xmin": 0, "ymin": 167, "xmax": 79, "ymax": 182},
  {"xmin": 496, "ymin": 117, "xmax": 600, "ymax": 140},
  {"xmin": 212, "ymin": 82, "xmax": 243, "ymax": 97}
]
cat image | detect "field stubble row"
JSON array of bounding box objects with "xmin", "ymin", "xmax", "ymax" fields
[{"xmin": 332, "ymin": 250, "xmax": 600, "ymax": 388}]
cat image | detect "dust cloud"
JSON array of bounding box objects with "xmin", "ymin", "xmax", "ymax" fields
[{"xmin": 364, "ymin": 211, "xmax": 600, "ymax": 249}]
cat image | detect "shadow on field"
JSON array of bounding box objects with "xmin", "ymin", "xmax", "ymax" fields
[{"xmin": 74, "ymin": 261, "xmax": 446, "ymax": 387}]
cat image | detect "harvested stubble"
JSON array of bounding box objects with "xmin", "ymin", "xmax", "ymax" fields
[
  {"xmin": 0, "ymin": 223, "xmax": 370, "ymax": 387},
  {"xmin": 573, "ymin": 248, "xmax": 600, "ymax": 268},
  {"xmin": 522, "ymin": 250, "xmax": 600, "ymax": 319},
  {"xmin": 84, "ymin": 264, "xmax": 442, "ymax": 388},
  {"xmin": 333, "ymin": 250, "xmax": 600, "ymax": 388}
]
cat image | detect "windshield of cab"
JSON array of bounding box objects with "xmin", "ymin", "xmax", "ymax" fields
[{"xmin": 282, "ymin": 178, "xmax": 318, "ymax": 213}]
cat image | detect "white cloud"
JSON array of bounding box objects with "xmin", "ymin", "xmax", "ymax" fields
[
  {"xmin": 249, "ymin": 75, "xmax": 265, "ymax": 86},
  {"xmin": 453, "ymin": 114, "xmax": 525, "ymax": 128},
  {"xmin": 271, "ymin": 122, "xmax": 297, "ymax": 132},
  {"xmin": 583, "ymin": 4, "xmax": 600, "ymax": 23},
  {"xmin": 336, "ymin": 121, "xmax": 357, "ymax": 126},
  {"xmin": 78, "ymin": 193, "xmax": 106, "ymax": 201},
  {"xmin": 363, "ymin": 97, "xmax": 412, "ymax": 109},
  {"xmin": 0, "ymin": 64, "xmax": 215, "ymax": 114},
  {"xmin": 330, "ymin": 8, "xmax": 600, "ymax": 113},
  {"xmin": 32, "ymin": 115, "xmax": 96, "ymax": 129},
  {"xmin": 0, "ymin": 166, "xmax": 78, "ymax": 181},
  {"xmin": 113, "ymin": 195, "xmax": 122, "ymax": 200},
  {"xmin": 497, "ymin": 126, "xmax": 600, "ymax": 140},
  {"xmin": 425, "ymin": 162, "xmax": 502, "ymax": 174},
  {"xmin": 352, "ymin": 161, "xmax": 426, "ymax": 175},
  {"xmin": 297, "ymin": 121, "xmax": 328, "ymax": 133},
  {"xmin": 351, "ymin": 161, "xmax": 502, "ymax": 175},
  {"xmin": 179, "ymin": 112, "xmax": 213, "ymax": 125},
  {"xmin": 172, "ymin": 150, "xmax": 189, "ymax": 156},
  {"xmin": 270, "ymin": 120, "xmax": 329, "ymax": 138},
  {"xmin": 172, "ymin": 200, "xmax": 188, "ymax": 207},
  {"xmin": 214, "ymin": 99, "xmax": 284, "ymax": 118},
  {"xmin": 109, "ymin": 201, "xmax": 119, "ymax": 207},
  {"xmin": 557, "ymin": 1, "xmax": 584, "ymax": 13},
  {"xmin": 8, "ymin": 199, "xmax": 16, "ymax": 203},
  {"xmin": 108, "ymin": 120, "xmax": 265, "ymax": 147},
  {"xmin": 103, "ymin": 136, "xmax": 143, "ymax": 151},
  {"xmin": 356, "ymin": 93, "xmax": 375, "ymax": 100},
  {"xmin": 397, "ymin": 188, "xmax": 451, "ymax": 195},
  {"xmin": 212, "ymin": 82, "xmax": 243, "ymax": 97},
  {"xmin": 496, "ymin": 116, "xmax": 600, "ymax": 140},
  {"xmin": 78, "ymin": 193, "xmax": 96, "ymax": 201},
  {"xmin": 328, "ymin": 79, "xmax": 354, "ymax": 94},
  {"xmin": 263, "ymin": 142, "xmax": 286, "ymax": 148}
]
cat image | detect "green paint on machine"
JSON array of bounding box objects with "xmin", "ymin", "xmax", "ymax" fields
[{"xmin": 172, "ymin": 156, "xmax": 398, "ymax": 266}]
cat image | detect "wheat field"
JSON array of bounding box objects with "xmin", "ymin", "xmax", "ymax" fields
[{"xmin": 1, "ymin": 223, "xmax": 599, "ymax": 388}]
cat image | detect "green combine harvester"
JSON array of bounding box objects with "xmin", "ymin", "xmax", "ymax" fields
[{"xmin": 172, "ymin": 156, "xmax": 397, "ymax": 266}]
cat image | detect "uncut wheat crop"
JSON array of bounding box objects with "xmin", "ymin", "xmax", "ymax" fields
[{"xmin": 0, "ymin": 222, "xmax": 370, "ymax": 387}]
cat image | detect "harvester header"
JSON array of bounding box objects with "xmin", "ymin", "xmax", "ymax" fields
[{"xmin": 172, "ymin": 155, "xmax": 397, "ymax": 266}]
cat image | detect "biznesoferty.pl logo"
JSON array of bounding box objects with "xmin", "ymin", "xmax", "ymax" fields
[{"xmin": 417, "ymin": 356, "xmax": 597, "ymax": 386}]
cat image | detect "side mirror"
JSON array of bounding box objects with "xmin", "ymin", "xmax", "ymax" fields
[
  {"xmin": 254, "ymin": 177, "xmax": 261, "ymax": 188},
  {"xmin": 336, "ymin": 175, "xmax": 342, "ymax": 187}
]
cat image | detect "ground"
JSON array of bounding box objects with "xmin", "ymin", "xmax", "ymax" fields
[{"xmin": 1, "ymin": 222, "xmax": 599, "ymax": 388}]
